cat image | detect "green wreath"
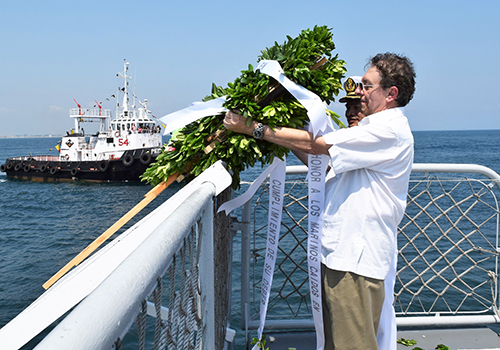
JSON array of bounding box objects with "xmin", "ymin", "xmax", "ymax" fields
[{"xmin": 141, "ymin": 25, "xmax": 347, "ymax": 189}]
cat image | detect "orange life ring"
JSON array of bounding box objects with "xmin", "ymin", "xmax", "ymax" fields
[
  {"xmin": 115, "ymin": 131, "xmax": 120, "ymax": 137},
  {"xmin": 65, "ymin": 154, "xmax": 70, "ymax": 160}
]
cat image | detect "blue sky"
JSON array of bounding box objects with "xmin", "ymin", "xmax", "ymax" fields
[{"xmin": 1, "ymin": 0, "xmax": 498, "ymax": 136}]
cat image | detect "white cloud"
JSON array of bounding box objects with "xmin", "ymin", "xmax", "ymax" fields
[
  {"xmin": 48, "ymin": 105, "xmax": 65, "ymax": 112},
  {"xmin": 0, "ymin": 107, "xmax": 17, "ymax": 116}
]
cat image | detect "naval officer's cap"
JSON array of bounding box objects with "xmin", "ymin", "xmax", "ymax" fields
[{"xmin": 339, "ymin": 76, "xmax": 362, "ymax": 103}]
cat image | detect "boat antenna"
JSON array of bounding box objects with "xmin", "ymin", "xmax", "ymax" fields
[
  {"xmin": 132, "ymin": 64, "xmax": 137, "ymax": 109},
  {"xmin": 116, "ymin": 59, "xmax": 131, "ymax": 113}
]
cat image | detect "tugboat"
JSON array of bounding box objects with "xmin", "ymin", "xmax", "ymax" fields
[{"xmin": 0, "ymin": 61, "xmax": 164, "ymax": 182}]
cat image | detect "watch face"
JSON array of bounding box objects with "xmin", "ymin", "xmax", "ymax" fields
[{"xmin": 253, "ymin": 123, "xmax": 264, "ymax": 139}]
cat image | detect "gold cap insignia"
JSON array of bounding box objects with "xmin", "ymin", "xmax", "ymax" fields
[
  {"xmin": 344, "ymin": 77, "xmax": 357, "ymax": 93},
  {"xmin": 339, "ymin": 76, "xmax": 362, "ymax": 103}
]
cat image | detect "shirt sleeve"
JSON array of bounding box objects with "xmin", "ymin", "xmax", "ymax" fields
[{"xmin": 322, "ymin": 123, "xmax": 399, "ymax": 174}]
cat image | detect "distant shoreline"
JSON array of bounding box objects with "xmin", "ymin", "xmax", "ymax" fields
[{"xmin": 0, "ymin": 135, "xmax": 62, "ymax": 139}]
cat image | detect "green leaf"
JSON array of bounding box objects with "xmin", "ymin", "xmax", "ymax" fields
[{"xmin": 142, "ymin": 25, "xmax": 346, "ymax": 189}]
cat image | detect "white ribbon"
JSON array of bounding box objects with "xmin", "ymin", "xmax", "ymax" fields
[
  {"xmin": 159, "ymin": 60, "xmax": 334, "ymax": 139},
  {"xmin": 251, "ymin": 157, "xmax": 286, "ymax": 349},
  {"xmin": 376, "ymin": 248, "xmax": 398, "ymax": 350},
  {"xmin": 307, "ymin": 154, "xmax": 330, "ymax": 350},
  {"xmin": 160, "ymin": 96, "xmax": 227, "ymax": 135},
  {"xmin": 256, "ymin": 60, "xmax": 334, "ymax": 138},
  {"xmin": 217, "ymin": 157, "xmax": 285, "ymax": 215}
]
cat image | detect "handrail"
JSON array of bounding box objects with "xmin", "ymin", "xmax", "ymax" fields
[
  {"xmin": 34, "ymin": 183, "xmax": 218, "ymax": 349},
  {"xmin": 411, "ymin": 163, "xmax": 500, "ymax": 191},
  {"xmin": 283, "ymin": 163, "xmax": 500, "ymax": 184},
  {"xmin": 240, "ymin": 162, "xmax": 500, "ymax": 331},
  {"xmin": 0, "ymin": 160, "xmax": 232, "ymax": 350}
]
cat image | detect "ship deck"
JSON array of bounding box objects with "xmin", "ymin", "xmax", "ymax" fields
[{"xmin": 264, "ymin": 326, "xmax": 500, "ymax": 349}]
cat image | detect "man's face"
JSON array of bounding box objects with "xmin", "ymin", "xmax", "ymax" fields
[
  {"xmin": 357, "ymin": 66, "xmax": 389, "ymax": 116},
  {"xmin": 345, "ymin": 99, "xmax": 365, "ymax": 127}
]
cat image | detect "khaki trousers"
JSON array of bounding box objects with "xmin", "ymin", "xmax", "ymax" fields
[{"xmin": 322, "ymin": 264, "xmax": 385, "ymax": 350}]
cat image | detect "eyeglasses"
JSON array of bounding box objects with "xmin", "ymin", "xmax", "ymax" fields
[{"xmin": 359, "ymin": 83, "xmax": 380, "ymax": 91}]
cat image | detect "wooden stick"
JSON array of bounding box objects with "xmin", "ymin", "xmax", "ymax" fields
[
  {"xmin": 42, "ymin": 173, "xmax": 179, "ymax": 290},
  {"xmin": 311, "ymin": 57, "xmax": 328, "ymax": 71}
]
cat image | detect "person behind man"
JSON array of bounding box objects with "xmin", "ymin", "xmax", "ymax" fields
[
  {"xmin": 339, "ymin": 76, "xmax": 366, "ymax": 127},
  {"xmin": 224, "ymin": 52, "xmax": 416, "ymax": 349}
]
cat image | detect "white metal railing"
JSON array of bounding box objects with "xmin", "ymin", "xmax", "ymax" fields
[
  {"xmin": 70, "ymin": 108, "xmax": 111, "ymax": 118},
  {"xmin": 36, "ymin": 184, "xmax": 217, "ymax": 350},
  {"xmin": 240, "ymin": 163, "xmax": 500, "ymax": 333},
  {"xmin": 0, "ymin": 161, "xmax": 232, "ymax": 350},
  {"xmin": 7, "ymin": 155, "xmax": 60, "ymax": 162}
]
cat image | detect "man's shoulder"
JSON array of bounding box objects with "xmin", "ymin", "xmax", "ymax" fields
[{"xmin": 365, "ymin": 107, "xmax": 406, "ymax": 123}]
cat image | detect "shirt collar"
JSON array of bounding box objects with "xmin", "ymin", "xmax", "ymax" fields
[{"xmin": 358, "ymin": 107, "xmax": 405, "ymax": 126}]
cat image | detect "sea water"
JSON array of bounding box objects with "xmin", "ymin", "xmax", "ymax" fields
[{"xmin": 1, "ymin": 130, "xmax": 500, "ymax": 348}]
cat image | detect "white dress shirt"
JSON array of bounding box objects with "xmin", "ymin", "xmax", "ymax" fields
[{"xmin": 321, "ymin": 107, "xmax": 414, "ymax": 280}]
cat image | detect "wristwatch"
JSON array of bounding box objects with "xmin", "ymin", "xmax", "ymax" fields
[{"xmin": 253, "ymin": 122, "xmax": 266, "ymax": 140}]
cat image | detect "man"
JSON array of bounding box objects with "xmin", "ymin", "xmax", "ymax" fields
[
  {"xmin": 224, "ymin": 52, "xmax": 416, "ymax": 349},
  {"xmin": 337, "ymin": 74, "xmax": 396, "ymax": 350},
  {"xmin": 339, "ymin": 76, "xmax": 365, "ymax": 127}
]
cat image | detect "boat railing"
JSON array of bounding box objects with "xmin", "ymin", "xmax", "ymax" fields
[
  {"xmin": 8, "ymin": 155, "xmax": 60, "ymax": 162},
  {"xmin": 70, "ymin": 108, "xmax": 111, "ymax": 118},
  {"xmin": 239, "ymin": 163, "xmax": 500, "ymax": 336},
  {"xmin": 0, "ymin": 161, "xmax": 234, "ymax": 350}
]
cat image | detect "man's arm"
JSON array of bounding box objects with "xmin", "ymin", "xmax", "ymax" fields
[{"xmin": 223, "ymin": 111, "xmax": 331, "ymax": 156}]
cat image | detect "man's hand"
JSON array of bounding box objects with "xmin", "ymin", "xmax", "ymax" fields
[
  {"xmin": 223, "ymin": 111, "xmax": 255, "ymax": 135},
  {"xmin": 224, "ymin": 110, "xmax": 330, "ymax": 157}
]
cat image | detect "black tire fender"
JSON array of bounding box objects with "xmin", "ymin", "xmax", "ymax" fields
[
  {"xmin": 122, "ymin": 154, "xmax": 134, "ymax": 166},
  {"xmin": 139, "ymin": 152, "xmax": 152, "ymax": 165},
  {"xmin": 99, "ymin": 161, "xmax": 109, "ymax": 172}
]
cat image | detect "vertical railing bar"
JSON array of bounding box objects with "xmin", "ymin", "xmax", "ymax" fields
[{"xmin": 241, "ymin": 199, "xmax": 252, "ymax": 331}]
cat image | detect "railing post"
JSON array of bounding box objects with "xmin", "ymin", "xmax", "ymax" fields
[
  {"xmin": 199, "ymin": 193, "xmax": 216, "ymax": 349},
  {"xmin": 241, "ymin": 199, "xmax": 252, "ymax": 334}
]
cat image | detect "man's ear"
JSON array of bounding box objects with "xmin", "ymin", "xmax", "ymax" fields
[{"xmin": 386, "ymin": 86, "xmax": 399, "ymax": 103}]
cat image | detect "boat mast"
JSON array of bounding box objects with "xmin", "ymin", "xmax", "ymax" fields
[{"xmin": 116, "ymin": 60, "xmax": 131, "ymax": 115}]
